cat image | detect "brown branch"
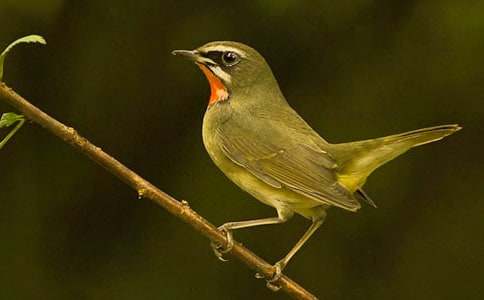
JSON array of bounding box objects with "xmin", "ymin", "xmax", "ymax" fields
[{"xmin": 0, "ymin": 82, "xmax": 318, "ymax": 300}]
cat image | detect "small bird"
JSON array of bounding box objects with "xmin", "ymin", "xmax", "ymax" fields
[{"xmin": 172, "ymin": 41, "xmax": 460, "ymax": 288}]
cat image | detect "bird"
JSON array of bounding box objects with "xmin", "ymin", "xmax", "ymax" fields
[{"xmin": 172, "ymin": 41, "xmax": 460, "ymax": 289}]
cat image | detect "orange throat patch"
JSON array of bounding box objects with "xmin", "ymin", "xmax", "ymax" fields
[{"xmin": 197, "ymin": 63, "xmax": 229, "ymax": 106}]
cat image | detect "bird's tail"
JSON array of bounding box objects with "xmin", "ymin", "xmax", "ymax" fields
[{"xmin": 330, "ymin": 124, "xmax": 461, "ymax": 192}]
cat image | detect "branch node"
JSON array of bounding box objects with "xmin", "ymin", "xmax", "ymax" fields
[
  {"xmin": 65, "ymin": 126, "xmax": 76, "ymax": 135},
  {"xmin": 180, "ymin": 200, "xmax": 191, "ymax": 216},
  {"xmin": 137, "ymin": 188, "xmax": 147, "ymax": 199}
]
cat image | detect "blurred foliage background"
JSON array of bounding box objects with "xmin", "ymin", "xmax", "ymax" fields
[{"xmin": 0, "ymin": 1, "xmax": 483, "ymax": 299}]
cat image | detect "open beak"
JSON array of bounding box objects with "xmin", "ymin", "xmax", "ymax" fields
[{"xmin": 171, "ymin": 49, "xmax": 216, "ymax": 66}]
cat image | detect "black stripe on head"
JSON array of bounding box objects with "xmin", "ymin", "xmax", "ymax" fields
[
  {"xmin": 202, "ymin": 51, "xmax": 224, "ymax": 66},
  {"xmin": 201, "ymin": 50, "xmax": 242, "ymax": 70}
]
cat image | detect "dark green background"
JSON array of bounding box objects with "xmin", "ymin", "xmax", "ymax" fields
[{"xmin": 1, "ymin": 1, "xmax": 482, "ymax": 299}]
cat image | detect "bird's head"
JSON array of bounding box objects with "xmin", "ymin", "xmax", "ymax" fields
[{"xmin": 172, "ymin": 41, "xmax": 280, "ymax": 106}]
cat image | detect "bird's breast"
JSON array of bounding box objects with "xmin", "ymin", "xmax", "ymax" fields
[
  {"xmin": 202, "ymin": 104, "xmax": 230, "ymax": 167},
  {"xmin": 201, "ymin": 105, "xmax": 325, "ymax": 218}
]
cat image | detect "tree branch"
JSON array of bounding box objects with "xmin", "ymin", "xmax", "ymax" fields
[{"xmin": 0, "ymin": 82, "xmax": 318, "ymax": 300}]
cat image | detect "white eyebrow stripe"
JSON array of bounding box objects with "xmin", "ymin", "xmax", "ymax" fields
[{"xmin": 202, "ymin": 45, "xmax": 247, "ymax": 57}]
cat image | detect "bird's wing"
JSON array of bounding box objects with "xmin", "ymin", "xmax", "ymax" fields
[{"xmin": 215, "ymin": 125, "xmax": 361, "ymax": 211}]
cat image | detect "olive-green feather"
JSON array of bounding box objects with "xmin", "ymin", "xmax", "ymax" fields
[{"xmin": 331, "ymin": 124, "xmax": 462, "ymax": 192}]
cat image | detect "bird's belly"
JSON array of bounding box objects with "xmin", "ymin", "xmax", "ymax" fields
[{"xmin": 203, "ymin": 128, "xmax": 324, "ymax": 218}]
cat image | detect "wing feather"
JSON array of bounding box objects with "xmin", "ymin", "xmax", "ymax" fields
[{"xmin": 216, "ymin": 126, "xmax": 360, "ymax": 211}]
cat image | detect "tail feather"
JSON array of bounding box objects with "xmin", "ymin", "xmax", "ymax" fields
[
  {"xmin": 355, "ymin": 188, "xmax": 377, "ymax": 208},
  {"xmin": 378, "ymin": 124, "xmax": 462, "ymax": 148},
  {"xmin": 331, "ymin": 124, "xmax": 461, "ymax": 193}
]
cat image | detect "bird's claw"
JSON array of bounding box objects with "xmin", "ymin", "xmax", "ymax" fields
[
  {"xmin": 255, "ymin": 261, "xmax": 285, "ymax": 292},
  {"xmin": 210, "ymin": 225, "xmax": 234, "ymax": 261}
]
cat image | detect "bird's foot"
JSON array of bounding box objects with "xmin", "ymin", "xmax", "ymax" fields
[
  {"xmin": 255, "ymin": 260, "xmax": 286, "ymax": 292},
  {"xmin": 210, "ymin": 225, "xmax": 234, "ymax": 262}
]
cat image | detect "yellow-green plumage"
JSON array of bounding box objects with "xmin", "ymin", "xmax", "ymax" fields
[
  {"xmin": 173, "ymin": 41, "xmax": 461, "ymax": 280},
  {"xmin": 333, "ymin": 124, "xmax": 461, "ymax": 192}
]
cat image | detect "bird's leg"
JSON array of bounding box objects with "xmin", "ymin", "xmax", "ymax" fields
[
  {"xmin": 259, "ymin": 214, "xmax": 326, "ymax": 291},
  {"xmin": 211, "ymin": 213, "xmax": 290, "ymax": 261}
]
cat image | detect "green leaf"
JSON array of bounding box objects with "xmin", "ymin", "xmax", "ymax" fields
[
  {"xmin": 0, "ymin": 112, "xmax": 24, "ymax": 128},
  {"xmin": 0, "ymin": 34, "xmax": 46, "ymax": 81}
]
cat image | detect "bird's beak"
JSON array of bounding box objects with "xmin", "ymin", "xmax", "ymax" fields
[
  {"xmin": 171, "ymin": 49, "xmax": 216, "ymax": 66},
  {"xmin": 171, "ymin": 50, "xmax": 199, "ymax": 60}
]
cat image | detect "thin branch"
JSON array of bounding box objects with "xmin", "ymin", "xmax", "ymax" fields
[
  {"xmin": 0, "ymin": 82, "xmax": 318, "ymax": 300},
  {"xmin": 0, "ymin": 118, "xmax": 24, "ymax": 149}
]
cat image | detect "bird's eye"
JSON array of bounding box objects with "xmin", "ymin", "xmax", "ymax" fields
[{"xmin": 221, "ymin": 51, "xmax": 240, "ymax": 66}]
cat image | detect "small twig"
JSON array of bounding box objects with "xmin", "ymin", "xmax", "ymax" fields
[
  {"xmin": 0, "ymin": 82, "xmax": 318, "ymax": 300},
  {"xmin": 0, "ymin": 118, "xmax": 24, "ymax": 150}
]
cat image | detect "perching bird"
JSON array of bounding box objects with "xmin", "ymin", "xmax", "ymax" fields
[{"xmin": 172, "ymin": 41, "xmax": 460, "ymax": 289}]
